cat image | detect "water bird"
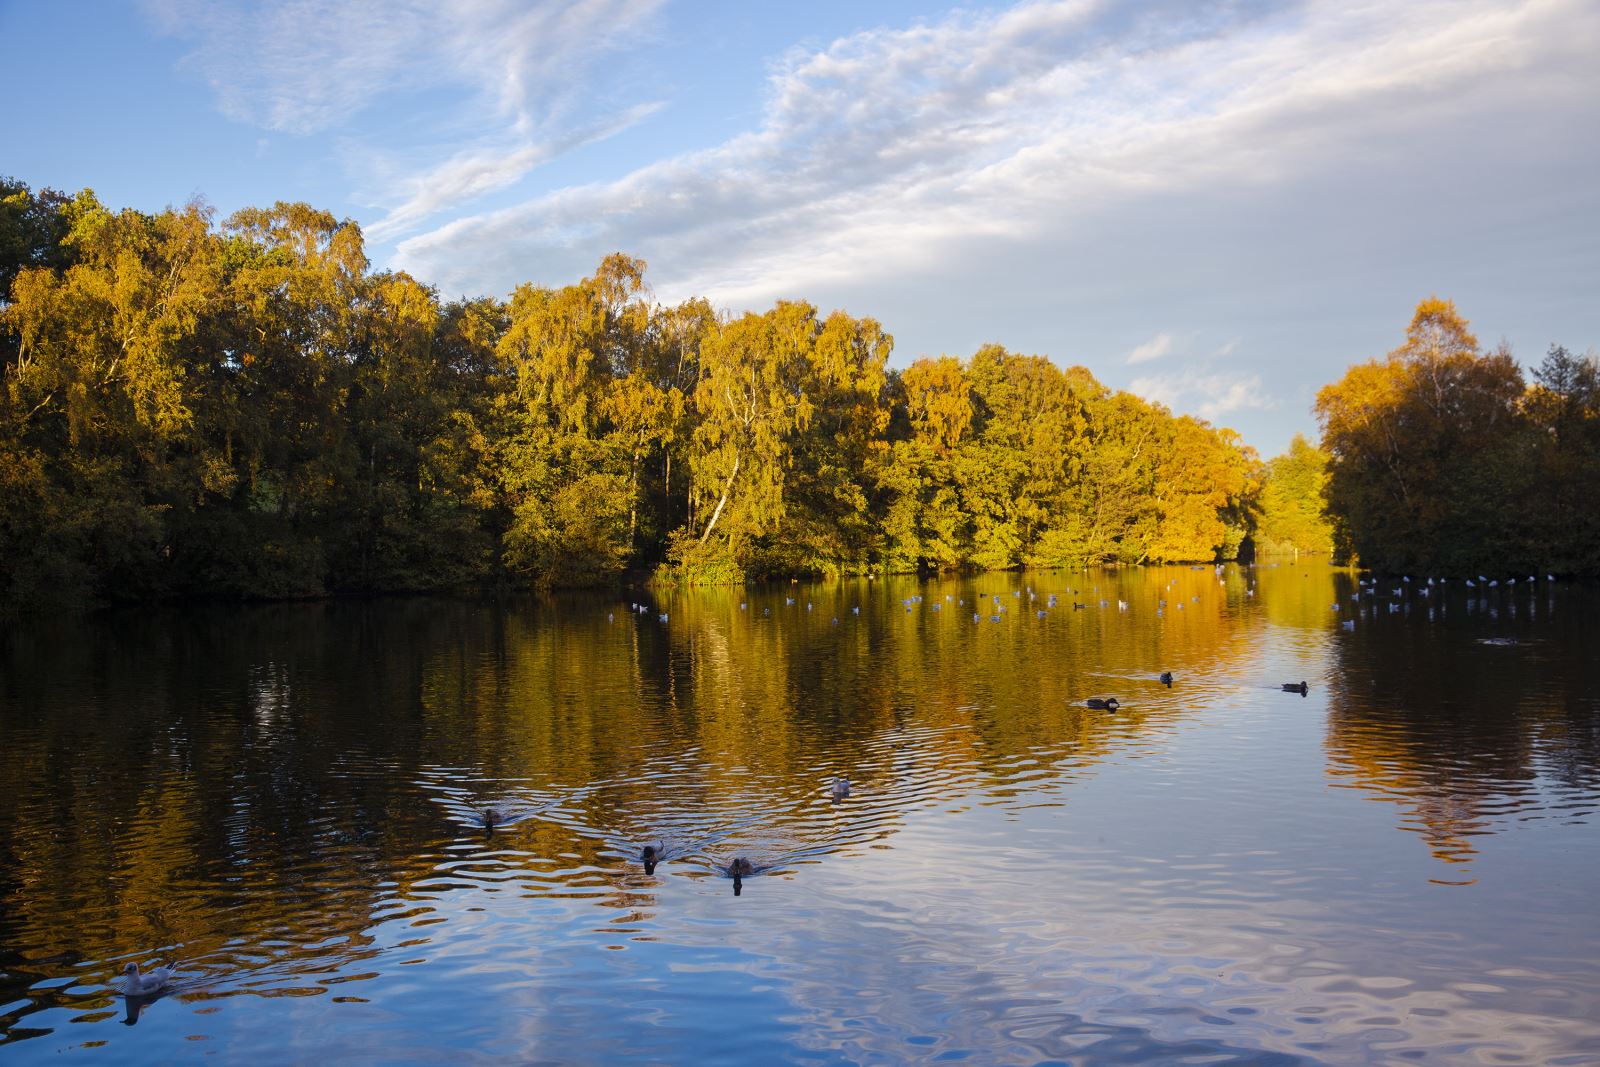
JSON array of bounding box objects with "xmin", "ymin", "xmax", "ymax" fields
[
  {"xmin": 830, "ymin": 777, "xmax": 851, "ymax": 802},
  {"xmin": 1159, "ymin": 671, "xmax": 1173, "ymax": 687},
  {"xmin": 116, "ymin": 961, "xmax": 177, "ymax": 997},
  {"xmin": 852, "ymin": 606, "xmax": 860, "ymax": 614},
  {"xmin": 725, "ymin": 856, "xmax": 757, "ymax": 895},
  {"xmin": 482, "ymin": 806, "xmax": 510, "ymax": 832},
  {"xmin": 1118, "ymin": 600, "xmax": 1128, "ymax": 611},
  {"xmin": 1281, "ymin": 681, "xmax": 1309, "ymax": 696},
  {"xmin": 1086, "ymin": 697, "xmax": 1120, "ymax": 710},
  {"xmin": 658, "ymin": 613, "xmax": 669, "ymax": 623},
  {"xmin": 641, "ymin": 842, "xmax": 663, "ymax": 874}
]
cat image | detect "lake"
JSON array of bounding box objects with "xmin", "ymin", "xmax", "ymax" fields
[{"xmin": 2, "ymin": 565, "xmax": 1597, "ymax": 1064}]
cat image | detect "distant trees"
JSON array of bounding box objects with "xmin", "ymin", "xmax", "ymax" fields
[
  {"xmin": 877, "ymin": 346, "xmax": 1257, "ymax": 574},
  {"xmin": 1315, "ymin": 297, "xmax": 1598, "ymax": 575},
  {"xmin": 1256, "ymin": 435, "xmax": 1333, "ymax": 557},
  {"xmin": 1, "ymin": 179, "xmax": 1299, "ymax": 610}
]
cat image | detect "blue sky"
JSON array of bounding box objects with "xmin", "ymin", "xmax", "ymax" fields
[{"xmin": 4, "ymin": 0, "xmax": 1597, "ymax": 455}]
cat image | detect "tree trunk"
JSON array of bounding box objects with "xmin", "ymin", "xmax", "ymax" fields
[{"xmin": 698, "ymin": 450, "xmax": 741, "ymax": 545}]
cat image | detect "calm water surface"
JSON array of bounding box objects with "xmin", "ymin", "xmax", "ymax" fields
[{"xmin": 2, "ymin": 566, "xmax": 1597, "ymax": 1064}]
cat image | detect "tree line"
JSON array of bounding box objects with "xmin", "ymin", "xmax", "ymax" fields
[
  {"xmin": 1, "ymin": 179, "xmax": 1334, "ymax": 609},
  {"xmin": 1316, "ymin": 298, "xmax": 1599, "ymax": 576}
]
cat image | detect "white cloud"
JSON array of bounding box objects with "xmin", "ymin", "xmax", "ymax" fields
[
  {"xmin": 1130, "ymin": 370, "xmax": 1274, "ymax": 423},
  {"xmin": 364, "ymin": 102, "xmax": 665, "ymax": 243},
  {"xmin": 1127, "ymin": 332, "xmax": 1174, "ymax": 365},
  {"xmin": 390, "ymin": 0, "xmax": 1599, "ymax": 308},
  {"xmin": 144, "ymin": 0, "xmax": 666, "ymax": 236}
]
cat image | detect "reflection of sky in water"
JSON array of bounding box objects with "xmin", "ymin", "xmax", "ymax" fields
[{"xmin": 0, "ymin": 565, "xmax": 1597, "ymax": 1063}]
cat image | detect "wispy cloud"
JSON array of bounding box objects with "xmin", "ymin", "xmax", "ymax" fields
[
  {"xmin": 364, "ymin": 102, "xmax": 665, "ymax": 243},
  {"xmin": 1127, "ymin": 332, "xmax": 1174, "ymax": 365},
  {"xmin": 391, "ymin": 0, "xmax": 1595, "ymax": 306},
  {"xmin": 144, "ymin": 0, "xmax": 666, "ymax": 235},
  {"xmin": 1129, "ymin": 370, "xmax": 1275, "ymax": 423}
]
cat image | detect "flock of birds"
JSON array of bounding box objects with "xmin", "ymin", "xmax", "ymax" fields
[{"xmin": 1332, "ymin": 572, "xmax": 1559, "ymax": 630}]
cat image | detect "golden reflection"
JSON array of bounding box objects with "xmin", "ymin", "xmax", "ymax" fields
[{"xmin": 1, "ymin": 566, "xmax": 1591, "ymax": 1041}]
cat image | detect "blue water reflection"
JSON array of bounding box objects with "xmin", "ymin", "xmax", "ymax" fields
[{"xmin": 1, "ymin": 564, "xmax": 1597, "ymax": 1063}]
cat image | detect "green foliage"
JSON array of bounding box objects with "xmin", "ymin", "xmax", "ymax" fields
[
  {"xmin": 1, "ymin": 181, "xmax": 1290, "ymax": 610},
  {"xmin": 1256, "ymin": 434, "xmax": 1333, "ymax": 556}
]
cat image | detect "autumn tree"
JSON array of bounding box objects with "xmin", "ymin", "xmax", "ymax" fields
[
  {"xmin": 1316, "ymin": 298, "xmax": 1532, "ymax": 573},
  {"xmin": 669, "ymin": 302, "xmax": 817, "ymax": 581},
  {"xmin": 1256, "ymin": 434, "xmax": 1334, "ymax": 557}
]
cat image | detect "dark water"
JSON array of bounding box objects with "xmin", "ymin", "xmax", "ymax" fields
[{"xmin": 2, "ymin": 566, "xmax": 1597, "ymax": 1064}]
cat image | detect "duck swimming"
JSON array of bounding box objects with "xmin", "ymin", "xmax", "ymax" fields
[
  {"xmin": 1159, "ymin": 671, "xmax": 1173, "ymax": 687},
  {"xmin": 725, "ymin": 857, "xmax": 757, "ymax": 895},
  {"xmin": 116, "ymin": 961, "xmax": 177, "ymax": 997},
  {"xmin": 1281, "ymin": 681, "xmax": 1309, "ymax": 696},
  {"xmin": 641, "ymin": 842, "xmax": 663, "ymax": 874},
  {"xmin": 1086, "ymin": 697, "xmax": 1120, "ymax": 710},
  {"xmin": 830, "ymin": 777, "xmax": 851, "ymax": 802},
  {"xmin": 482, "ymin": 807, "xmax": 509, "ymax": 833}
]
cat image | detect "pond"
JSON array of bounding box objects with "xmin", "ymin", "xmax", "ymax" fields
[{"xmin": 2, "ymin": 566, "xmax": 1597, "ymax": 1064}]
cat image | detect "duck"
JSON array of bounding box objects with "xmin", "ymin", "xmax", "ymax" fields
[
  {"xmin": 482, "ymin": 806, "xmax": 510, "ymax": 833},
  {"xmin": 1159, "ymin": 671, "xmax": 1173, "ymax": 687},
  {"xmin": 1086, "ymin": 697, "xmax": 1120, "ymax": 711},
  {"xmin": 1281, "ymin": 681, "xmax": 1309, "ymax": 696},
  {"xmin": 830, "ymin": 777, "xmax": 851, "ymax": 802},
  {"xmin": 116, "ymin": 961, "xmax": 177, "ymax": 997},
  {"xmin": 726, "ymin": 857, "xmax": 757, "ymax": 895},
  {"xmin": 641, "ymin": 842, "xmax": 664, "ymax": 874}
]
